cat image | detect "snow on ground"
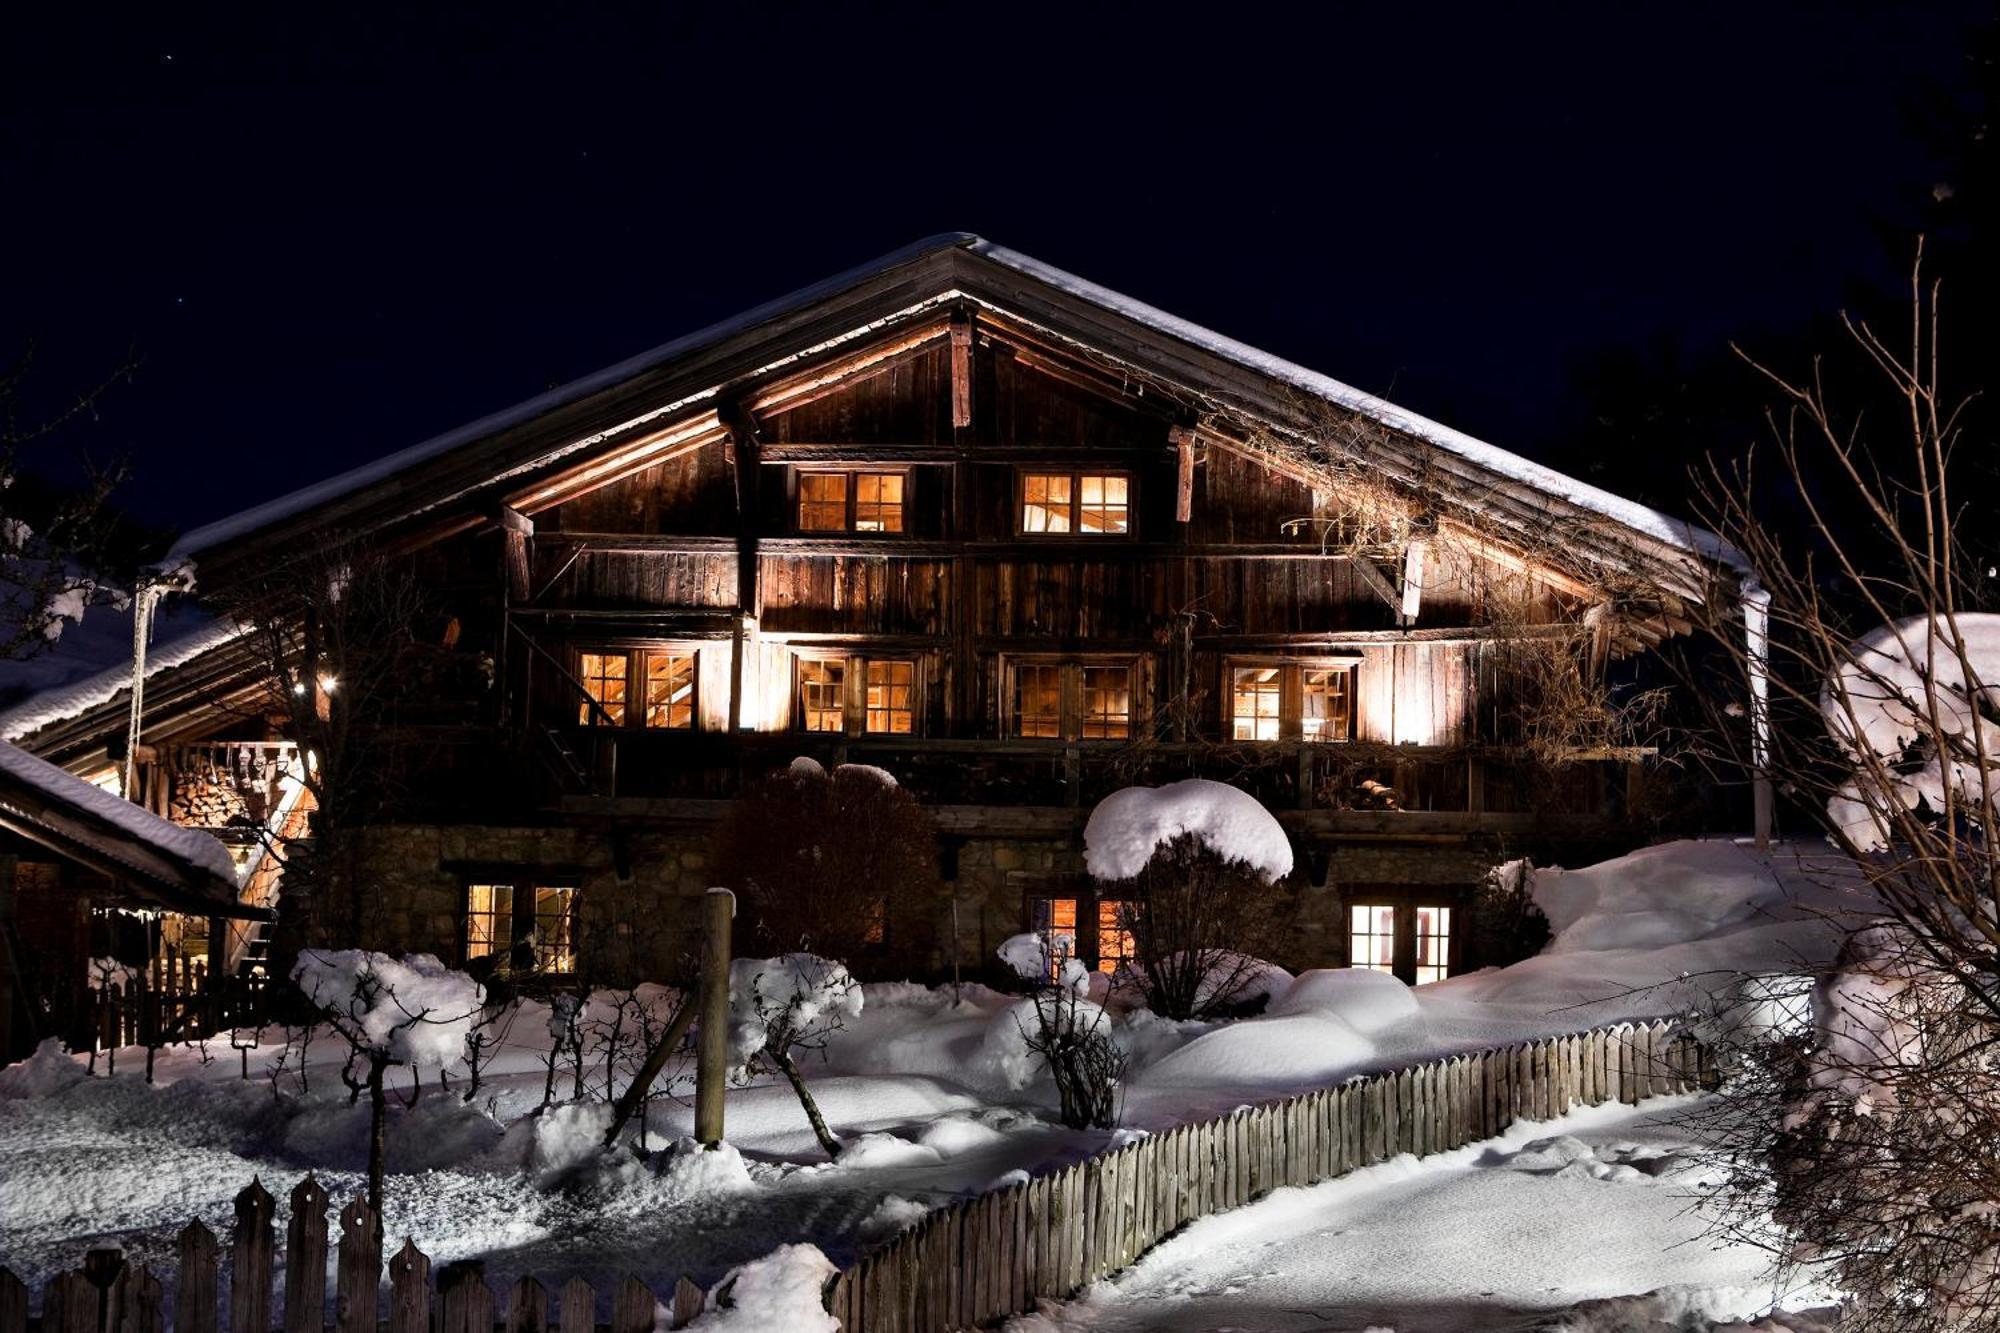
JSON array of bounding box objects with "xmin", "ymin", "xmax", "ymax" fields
[
  {"xmin": 1008, "ymin": 1096, "xmax": 1828, "ymax": 1333},
  {"xmin": 0, "ymin": 838, "xmax": 1875, "ymax": 1315}
]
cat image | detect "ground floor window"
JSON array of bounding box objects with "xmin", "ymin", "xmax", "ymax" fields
[
  {"xmin": 1347, "ymin": 900, "xmax": 1454, "ymax": 985},
  {"xmin": 1030, "ymin": 893, "xmax": 1140, "ymax": 975},
  {"xmin": 465, "ymin": 883, "xmax": 579, "ymax": 974}
]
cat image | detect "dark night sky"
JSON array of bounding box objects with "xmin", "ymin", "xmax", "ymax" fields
[{"xmin": 1, "ymin": 3, "xmax": 1990, "ymax": 538}]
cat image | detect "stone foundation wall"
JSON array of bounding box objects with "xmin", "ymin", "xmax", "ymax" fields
[{"xmin": 290, "ymin": 812, "xmax": 1621, "ymax": 986}]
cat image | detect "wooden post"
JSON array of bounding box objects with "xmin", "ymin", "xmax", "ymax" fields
[
  {"xmin": 1170, "ymin": 425, "xmax": 1196, "ymax": 524},
  {"xmin": 950, "ymin": 313, "xmax": 974, "ymax": 429},
  {"xmin": 695, "ymin": 887, "xmax": 735, "ymax": 1147}
]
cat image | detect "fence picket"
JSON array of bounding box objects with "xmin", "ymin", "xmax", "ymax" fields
[
  {"xmin": 335, "ymin": 1198, "xmax": 380, "ymax": 1333},
  {"xmin": 505, "ymin": 1278, "xmax": 547, "ymax": 1333},
  {"xmin": 173, "ymin": 1222, "xmax": 217, "ymax": 1333},
  {"xmin": 609, "ymin": 1277, "xmax": 651, "ymax": 1333},
  {"xmin": 283, "ymin": 1177, "xmax": 328, "ymax": 1333},
  {"xmin": 387, "ymin": 1241, "xmax": 430, "ymax": 1333},
  {"xmin": 229, "ymin": 1181, "xmax": 275, "ymax": 1333},
  {"xmin": 557, "ymin": 1278, "xmax": 593, "ymax": 1333},
  {"xmin": 0, "ymin": 1269, "xmax": 23, "ymax": 1333}
]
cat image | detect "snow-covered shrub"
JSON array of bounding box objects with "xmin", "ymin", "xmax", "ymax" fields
[
  {"xmin": 689, "ymin": 1243, "xmax": 838, "ymax": 1332},
  {"xmin": 711, "ymin": 759, "xmax": 941, "ymax": 974},
  {"xmin": 291, "ymin": 948, "xmax": 482, "ymax": 1209},
  {"xmin": 1466, "ymin": 857, "xmax": 1551, "ymax": 968},
  {"xmin": 727, "ymin": 953, "xmax": 863, "ymax": 1158},
  {"xmin": 987, "ymin": 936, "xmax": 1124, "ymax": 1128},
  {"xmin": 1085, "ymin": 781, "xmax": 1296, "ymax": 1020}
]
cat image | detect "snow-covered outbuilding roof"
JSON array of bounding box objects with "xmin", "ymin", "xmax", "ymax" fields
[{"xmin": 0, "ymin": 740, "xmax": 258, "ymax": 917}]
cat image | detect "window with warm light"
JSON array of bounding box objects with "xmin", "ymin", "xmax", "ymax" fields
[
  {"xmin": 1008, "ymin": 659, "xmax": 1139, "ymax": 740},
  {"xmin": 1414, "ymin": 905, "xmax": 1451, "ymax": 986},
  {"xmin": 1031, "ymin": 896, "xmax": 1079, "ymax": 976},
  {"xmin": 1020, "ymin": 471, "xmax": 1129, "ymax": 535},
  {"xmin": 465, "ymin": 884, "xmax": 512, "ymax": 963},
  {"xmin": 1231, "ymin": 667, "xmax": 1283, "ymax": 740},
  {"xmin": 1096, "ymin": 898, "xmax": 1138, "ymax": 974},
  {"xmin": 643, "ymin": 651, "xmax": 696, "ymax": 730},
  {"xmin": 579, "ymin": 652, "xmax": 627, "ymax": 726},
  {"xmin": 465, "ymin": 883, "xmax": 578, "ymax": 974},
  {"xmin": 797, "ymin": 469, "xmax": 906, "ymax": 533},
  {"xmin": 1014, "ymin": 663, "xmax": 1064, "ymax": 738},
  {"xmin": 1348, "ymin": 903, "xmax": 1397, "ymax": 974},
  {"xmin": 865, "ymin": 659, "xmax": 916, "ymax": 734},
  {"xmin": 1229, "ymin": 661, "xmax": 1357, "ymax": 742},
  {"xmin": 798, "ymin": 658, "xmax": 846, "ymax": 732}
]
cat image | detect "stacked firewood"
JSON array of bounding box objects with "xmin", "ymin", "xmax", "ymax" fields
[{"xmin": 169, "ymin": 776, "xmax": 251, "ymax": 828}]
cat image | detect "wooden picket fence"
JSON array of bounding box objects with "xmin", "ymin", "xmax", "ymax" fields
[
  {"xmin": 90, "ymin": 969, "xmax": 269, "ymax": 1062},
  {"xmin": 0, "ymin": 1177, "xmax": 707, "ymax": 1333},
  {"xmin": 821, "ymin": 1017, "xmax": 1711, "ymax": 1332},
  {"xmin": 0, "ymin": 1018, "xmax": 1707, "ymax": 1333}
]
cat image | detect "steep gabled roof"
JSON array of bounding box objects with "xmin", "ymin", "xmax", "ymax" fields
[{"xmin": 167, "ymin": 235, "xmax": 1742, "ymax": 595}]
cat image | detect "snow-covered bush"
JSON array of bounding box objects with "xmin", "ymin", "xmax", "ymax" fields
[
  {"xmin": 711, "ymin": 759, "xmax": 941, "ymax": 973},
  {"xmin": 689, "ymin": 1243, "xmax": 838, "ymax": 1332},
  {"xmin": 727, "ymin": 953, "xmax": 863, "ymax": 1158},
  {"xmin": 1085, "ymin": 781, "xmax": 1296, "ymax": 1020},
  {"xmin": 989, "ymin": 936, "xmax": 1124, "ymax": 1128},
  {"xmin": 291, "ymin": 948, "xmax": 482, "ymax": 1208}
]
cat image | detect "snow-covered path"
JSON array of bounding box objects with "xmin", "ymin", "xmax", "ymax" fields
[{"xmin": 1010, "ymin": 1097, "xmax": 1817, "ymax": 1333}]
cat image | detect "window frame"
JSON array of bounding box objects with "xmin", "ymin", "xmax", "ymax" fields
[
  {"xmin": 793, "ymin": 466, "xmax": 911, "ymax": 536},
  {"xmin": 1014, "ymin": 468, "xmax": 1134, "ymax": 538},
  {"xmin": 1225, "ymin": 657, "xmax": 1359, "ymax": 743},
  {"xmin": 1028, "ymin": 892, "xmax": 1142, "ymax": 976},
  {"xmin": 574, "ymin": 645, "xmax": 702, "ymax": 731},
  {"xmin": 463, "ymin": 881, "xmax": 580, "ymax": 975},
  {"xmin": 1345, "ymin": 898, "xmax": 1457, "ymax": 985},
  {"xmin": 791, "ymin": 651, "xmax": 923, "ymax": 737},
  {"xmin": 1003, "ymin": 655, "xmax": 1142, "ymax": 742}
]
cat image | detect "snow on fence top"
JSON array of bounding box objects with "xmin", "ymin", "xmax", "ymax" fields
[
  {"xmin": 1084, "ymin": 779, "xmax": 1293, "ymax": 883},
  {"xmin": 0, "ymin": 738, "xmax": 239, "ymax": 885}
]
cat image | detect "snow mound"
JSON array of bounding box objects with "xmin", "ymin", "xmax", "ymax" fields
[
  {"xmin": 291, "ymin": 950, "xmax": 483, "ymax": 1068},
  {"xmin": 1532, "ymin": 842, "xmax": 1792, "ymax": 954},
  {"xmin": 1084, "ymin": 779, "xmax": 1292, "ymax": 883},
  {"xmin": 1546, "ymin": 1289, "xmax": 1841, "ymax": 1332},
  {"xmin": 0, "ymin": 1038, "xmax": 87, "ymax": 1098},
  {"xmin": 655, "ymin": 1137, "xmax": 756, "ymax": 1200},
  {"xmin": 1271, "ymin": 968, "xmax": 1420, "ymax": 1033},
  {"xmin": 834, "ymin": 763, "xmax": 897, "ymax": 787},
  {"xmin": 787, "ymin": 756, "xmax": 826, "ymax": 780},
  {"xmin": 976, "ymin": 995, "xmax": 1113, "ymax": 1092},
  {"xmin": 998, "ymin": 932, "xmax": 1061, "ymax": 981},
  {"xmin": 689, "ymin": 1243, "xmax": 839, "ymax": 1332}
]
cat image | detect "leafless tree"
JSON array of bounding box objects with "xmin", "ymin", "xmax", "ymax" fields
[
  {"xmin": 730, "ymin": 956, "xmax": 859, "ymax": 1159},
  {"xmin": 1678, "ymin": 247, "xmax": 2000, "ymax": 1327},
  {"xmin": 1015, "ymin": 938, "xmax": 1125, "ymax": 1130}
]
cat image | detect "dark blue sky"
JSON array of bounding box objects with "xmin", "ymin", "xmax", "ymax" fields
[{"xmin": 1, "ymin": 2, "xmax": 1987, "ymax": 535}]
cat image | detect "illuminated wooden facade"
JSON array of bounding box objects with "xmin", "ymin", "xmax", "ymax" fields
[{"xmin": 2, "ymin": 237, "xmax": 1732, "ymax": 985}]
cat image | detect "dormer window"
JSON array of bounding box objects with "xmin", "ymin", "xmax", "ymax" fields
[
  {"xmin": 1019, "ymin": 471, "xmax": 1130, "ymax": 535},
  {"xmin": 797, "ymin": 469, "xmax": 906, "ymax": 533}
]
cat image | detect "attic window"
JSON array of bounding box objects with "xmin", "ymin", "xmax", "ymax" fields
[
  {"xmin": 1020, "ymin": 472, "xmax": 1130, "ymax": 535},
  {"xmin": 797, "ymin": 470, "xmax": 906, "ymax": 533}
]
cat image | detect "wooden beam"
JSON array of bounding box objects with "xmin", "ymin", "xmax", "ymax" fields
[
  {"xmin": 1350, "ymin": 556, "xmax": 1402, "ymax": 615},
  {"xmin": 718, "ymin": 401, "xmax": 764, "ymax": 734},
  {"xmin": 1399, "ymin": 538, "xmax": 1426, "ymax": 625},
  {"xmin": 1170, "ymin": 425, "xmax": 1197, "ymax": 523},
  {"xmin": 950, "ymin": 312, "xmax": 974, "ymax": 429}
]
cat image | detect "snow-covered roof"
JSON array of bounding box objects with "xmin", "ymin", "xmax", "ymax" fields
[
  {"xmin": 0, "ymin": 739, "xmax": 247, "ymax": 910},
  {"xmin": 0, "ymin": 617, "xmax": 250, "ymax": 744},
  {"xmin": 164, "ymin": 234, "xmax": 1742, "ymax": 578}
]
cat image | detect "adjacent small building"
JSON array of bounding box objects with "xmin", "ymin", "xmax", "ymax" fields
[{"xmin": 0, "ymin": 236, "xmax": 1749, "ymax": 1004}]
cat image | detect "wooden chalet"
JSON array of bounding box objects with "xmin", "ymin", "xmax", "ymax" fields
[{"xmin": 0, "ymin": 235, "xmax": 1754, "ymax": 995}]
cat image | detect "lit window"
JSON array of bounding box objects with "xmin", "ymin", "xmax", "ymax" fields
[
  {"xmin": 798, "ymin": 473, "xmax": 849, "ymax": 531},
  {"xmin": 1081, "ymin": 666, "xmax": 1131, "ymax": 739},
  {"xmin": 1014, "ymin": 663, "xmax": 1064, "ymax": 738},
  {"xmin": 465, "ymin": 884, "xmax": 513, "ymax": 962},
  {"xmin": 1032, "ymin": 896, "xmax": 1079, "ymax": 977},
  {"xmin": 1232, "ymin": 667, "xmax": 1283, "ymax": 740},
  {"xmin": 1349, "ymin": 903, "xmax": 1397, "ymax": 974},
  {"xmin": 1020, "ymin": 472, "xmax": 1129, "ymax": 535},
  {"xmin": 865, "ymin": 660, "xmax": 915, "ymax": 734},
  {"xmin": 1021, "ymin": 474, "xmax": 1073, "ymax": 533},
  {"xmin": 644, "ymin": 651, "xmax": 697, "ymax": 730},
  {"xmin": 1096, "ymin": 899, "xmax": 1138, "ymax": 974},
  {"xmin": 1301, "ymin": 667, "xmax": 1354, "ymax": 742},
  {"xmin": 798, "ymin": 470, "xmax": 906, "ymax": 533},
  {"xmin": 1078, "ymin": 475, "xmax": 1130, "ymax": 533},
  {"xmin": 853, "ymin": 473, "xmax": 905, "ymax": 533},
  {"xmin": 579, "ymin": 652, "xmax": 627, "ymax": 726},
  {"xmin": 1414, "ymin": 906, "xmax": 1452, "ymax": 986},
  {"xmin": 533, "ymin": 887, "xmax": 579, "ymax": 973},
  {"xmin": 799, "ymin": 658, "xmax": 846, "ymax": 732}
]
